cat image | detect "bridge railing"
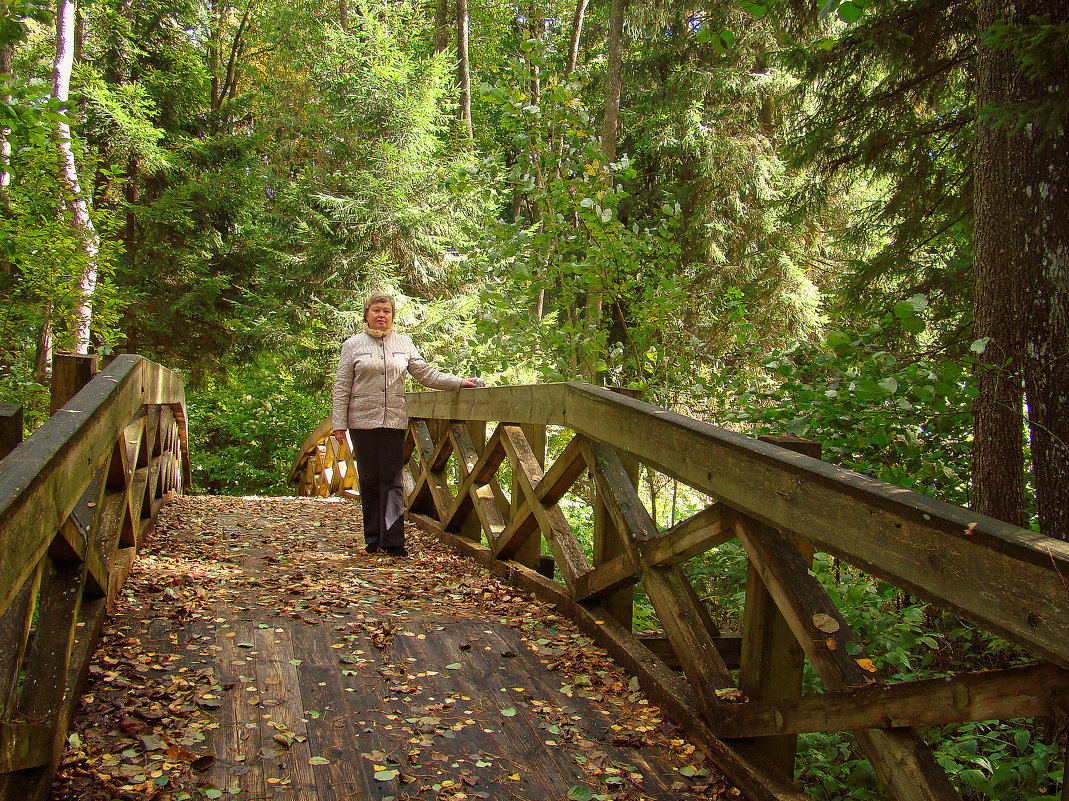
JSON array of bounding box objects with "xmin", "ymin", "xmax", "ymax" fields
[
  {"xmin": 293, "ymin": 382, "xmax": 1069, "ymax": 801},
  {"xmin": 0, "ymin": 355, "xmax": 189, "ymax": 801}
]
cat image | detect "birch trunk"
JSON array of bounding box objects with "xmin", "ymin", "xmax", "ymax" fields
[
  {"xmin": 456, "ymin": 0, "xmax": 472, "ymax": 140},
  {"xmin": 54, "ymin": 0, "xmax": 100, "ymax": 355},
  {"xmin": 1, "ymin": 44, "xmax": 12, "ymax": 277},
  {"xmin": 600, "ymin": 0, "xmax": 625, "ymax": 162},
  {"xmin": 565, "ymin": 0, "xmax": 589, "ymax": 75}
]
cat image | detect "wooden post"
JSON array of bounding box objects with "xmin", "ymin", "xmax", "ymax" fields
[
  {"xmin": 512, "ymin": 423, "xmax": 545, "ymax": 569},
  {"xmin": 49, "ymin": 353, "xmax": 99, "ymax": 415},
  {"xmin": 460, "ymin": 421, "xmax": 487, "ymax": 542},
  {"xmin": 737, "ymin": 434, "xmax": 821, "ymax": 778},
  {"xmin": 594, "ymin": 387, "xmax": 642, "ymax": 629},
  {"xmin": 0, "ymin": 404, "xmax": 23, "ymax": 461}
]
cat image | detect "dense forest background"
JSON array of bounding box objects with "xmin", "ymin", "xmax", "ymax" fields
[{"xmin": 1, "ymin": 0, "xmax": 1066, "ymax": 796}]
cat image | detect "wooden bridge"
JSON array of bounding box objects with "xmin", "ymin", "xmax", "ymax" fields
[{"xmin": 1, "ymin": 356, "xmax": 1068, "ymax": 801}]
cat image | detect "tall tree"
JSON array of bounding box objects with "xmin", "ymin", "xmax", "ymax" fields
[
  {"xmin": 456, "ymin": 0, "xmax": 472, "ymax": 139},
  {"xmin": 1, "ymin": 43, "xmax": 12, "ymax": 231},
  {"xmin": 600, "ymin": 0, "xmax": 625, "ymax": 162},
  {"xmin": 53, "ymin": 0, "xmax": 100, "ymax": 353},
  {"xmin": 565, "ymin": 0, "xmax": 588, "ymax": 75},
  {"xmin": 433, "ymin": 0, "xmax": 450, "ymax": 53},
  {"xmin": 977, "ymin": 0, "xmax": 1069, "ymax": 540},
  {"xmin": 971, "ymin": 0, "xmax": 1025, "ymax": 526}
]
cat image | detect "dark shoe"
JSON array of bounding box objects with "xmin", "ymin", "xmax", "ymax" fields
[
  {"xmin": 365, "ymin": 545, "xmax": 379, "ymax": 554},
  {"xmin": 385, "ymin": 546, "xmax": 409, "ymax": 558}
]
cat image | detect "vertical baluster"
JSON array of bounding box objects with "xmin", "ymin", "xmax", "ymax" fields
[
  {"xmin": 593, "ymin": 388, "xmax": 642, "ymax": 629},
  {"xmin": 48, "ymin": 353, "xmax": 98, "ymax": 415},
  {"xmin": 0, "ymin": 404, "xmax": 22, "ymax": 461},
  {"xmin": 459, "ymin": 421, "xmax": 486, "ymax": 542},
  {"xmin": 737, "ymin": 434, "xmax": 821, "ymax": 777},
  {"xmin": 512, "ymin": 424, "xmax": 545, "ymax": 569}
]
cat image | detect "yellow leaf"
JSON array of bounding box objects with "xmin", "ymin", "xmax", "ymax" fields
[
  {"xmin": 826, "ymin": 637, "xmax": 837, "ymax": 650},
  {"xmin": 856, "ymin": 658, "xmax": 878, "ymax": 672}
]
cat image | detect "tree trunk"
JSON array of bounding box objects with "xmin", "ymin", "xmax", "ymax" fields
[
  {"xmin": 54, "ymin": 0, "xmax": 100, "ymax": 354},
  {"xmin": 1010, "ymin": 2, "xmax": 1069, "ymax": 541},
  {"xmin": 600, "ymin": 0, "xmax": 625, "ymax": 162},
  {"xmin": 1, "ymin": 43, "xmax": 12, "ymax": 276},
  {"xmin": 971, "ymin": 0, "xmax": 1024, "ymax": 527},
  {"xmin": 339, "ymin": 0, "xmax": 348, "ymax": 31},
  {"xmin": 975, "ymin": 0, "xmax": 1069, "ymax": 541},
  {"xmin": 33, "ymin": 315, "xmax": 53, "ymax": 385},
  {"xmin": 456, "ymin": 0, "xmax": 472, "ymax": 140},
  {"xmin": 565, "ymin": 0, "xmax": 589, "ymax": 74},
  {"xmin": 433, "ymin": 0, "xmax": 450, "ymax": 54},
  {"xmin": 209, "ymin": 0, "xmax": 221, "ymax": 119}
]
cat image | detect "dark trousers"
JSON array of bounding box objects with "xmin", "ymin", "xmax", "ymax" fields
[{"xmin": 350, "ymin": 428, "xmax": 407, "ymax": 549}]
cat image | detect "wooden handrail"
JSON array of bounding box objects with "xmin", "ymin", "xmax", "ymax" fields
[
  {"xmin": 0, "ymin": 354, "xmax": 189, "ymax": 801},
  {"xmin": 293, "ymin": 382, "xmax": 1069, "ymax": 801}
]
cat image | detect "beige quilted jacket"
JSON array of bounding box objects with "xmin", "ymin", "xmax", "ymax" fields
[{"xmin": 331, "ymin": 331, "xmax": 463, "ymax": 431}]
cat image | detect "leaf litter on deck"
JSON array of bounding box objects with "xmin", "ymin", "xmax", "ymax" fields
[{"xmin": 52, "ymin": 495, "xmax": 741, "ymax": 801}]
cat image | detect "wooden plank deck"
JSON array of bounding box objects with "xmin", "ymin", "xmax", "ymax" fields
[{"xmin": 51, "ymin": 496, "xmax": 738, "ymax": 801}]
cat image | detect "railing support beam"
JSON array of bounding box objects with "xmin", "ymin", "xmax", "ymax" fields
[{"xmin": 738, "ymin": 435, "xmax": 821, "ymax": 777}]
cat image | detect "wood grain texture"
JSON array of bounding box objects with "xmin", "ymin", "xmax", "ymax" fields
[
  {"xmin": 401, "ymin": 382, "xmax": 1069, "ymax": 666},
  {"xmin": 735, "ymin": 516, "xmax": 961, "ymax": 801},
  {"xmin": 716, "ymin": 662, "xmax": 1069, "ymax": 737}
]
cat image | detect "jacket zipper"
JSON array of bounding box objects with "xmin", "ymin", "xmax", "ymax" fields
[{"xmin": 380, "ymin": 334, "xmax": 388, "ymax": 427}]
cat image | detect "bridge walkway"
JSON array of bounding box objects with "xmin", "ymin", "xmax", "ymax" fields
[{"xmin": 51, "ymin": 495, "xmax": 733, "ymax": 801}]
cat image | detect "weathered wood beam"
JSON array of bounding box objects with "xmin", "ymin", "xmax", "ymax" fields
[
  {"xmin": 643, "ymin": 502, "xmax": 734, "ymax": 567},
  {"xmin": 735, "ymin": 516, "xmax": 961, "ymax": 801},
  {"xmin": 0, "ymin": 405, "xmax": 22, "ymax": 462},
  {"xmin": 410, "ymin": 420, "xmax": 455, "ymax": 520},
  {"xmin": 737, "ymin": 435, "xmax": 820, "ymax": 776},
  {"xmin": 637, "ymin": 632, "xmax": 742, "ymax": 671},
  {"xmin": 493, "ymin": 431, "xmax": 586, "ymax": 561},
  {"xmin": 0, "ymin": 721, "xmax": 52, "ymax": 773},
  {"xmin": 560, "ymin": 382, "xmax": 1069, "ymax": 669},
  {"xmin": 49, "ymin": 353, "xmax": 98, "ymax": 415},
  {"xmin": 583, "ymin": 439, "xmax": 735, "ymax": 708},
  {"xmin": 0, "ymin": 569, "xmax": 38, "ymax": 717},
  {"xmin": 715, "ymin": 662, "xmax": 1069, "ymax": 738},
  {"xmin": 0, "ymin": 357, "xmax": 187, "ymax": 618},
  {"xmin": 499, "ymin": 425, "xmax": 590, "ymax": 589},
  {"xmin": 574, "ymin": 501, "xmax": 735, "ymax": 602},
  {"xmin": 439, "ymin": 424, "xmax": 507, "ymax": 536}
]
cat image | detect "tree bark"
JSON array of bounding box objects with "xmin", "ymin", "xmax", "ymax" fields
[
  {"xmin": 456, "ymin": 0, "xmax": 472, "ymax": 140},
  {"xmin": 209, "ymin": 0, "xmax": 221, "ymax": 121},
  {"xmin": 1, "ymin": 44, "xmax": 12, "ymax": 276},
  {"xmin": 1010, "ymin": 2, "xmax": 1069, "ymax": 541},
  {"xmin": 972, "ymin": 0, "xmax": 1024, "ymax": 527},
  {"xmin": 54, "ymin": 0, "xmax": 101, "ymax": 355},
  {"xmin": 565, "ymin": 0, "xmax": 589, "ymax": 75},
  {"xmin": 975, "ymin": 0, "xmax": 1069, "ymax": 541},
  {"xmin": 600, "ymin": 0, "xmax": 625, "ymax": 162},
  {"xmin": 433, "ymin": 0, "xmax": 450, "ymax": 54}
]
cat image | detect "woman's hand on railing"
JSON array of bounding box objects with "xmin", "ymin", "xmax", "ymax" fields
[{"xmin": 461, "ymin": 377, "xmax": 485, "ymax": 388}]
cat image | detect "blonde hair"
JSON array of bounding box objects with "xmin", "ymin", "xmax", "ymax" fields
[{"xmin": 363, "ymin": 292, "xmax": 396, "ymax": 322}]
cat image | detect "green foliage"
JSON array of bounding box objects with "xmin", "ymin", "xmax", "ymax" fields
[
  {"xmin": 185, "ymin": 354, "xmax": 328, "ymax": 495},
  {"xmin": 727, "ymin": 295, "xmax": 977, "ymax": 505}
]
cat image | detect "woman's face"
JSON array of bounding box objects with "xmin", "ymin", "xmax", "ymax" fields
[{"xmin": 366, "ymin": 302, "xmax": 394, "ymax": 331}]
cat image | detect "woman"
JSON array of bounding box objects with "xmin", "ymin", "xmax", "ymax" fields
[{"xmin": 332, "ymin": 292, "xmax": 483, "ymax": 557}]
